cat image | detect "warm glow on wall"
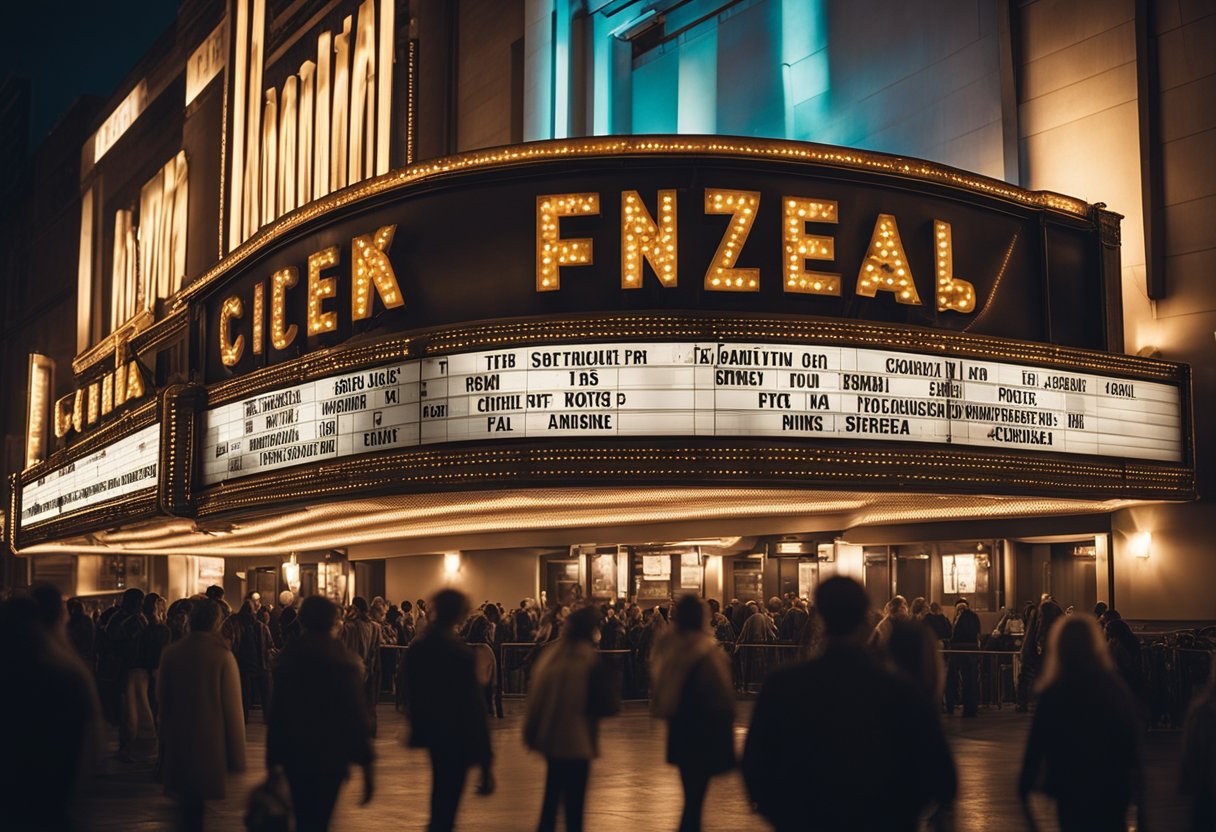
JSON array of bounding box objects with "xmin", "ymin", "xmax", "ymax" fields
[
  {"xmin": 1130, "ymin": 531, "xmax": 1152, "ymax": 559},
  {"xmin": 444, "ymin": 552, "xmax": 462, "ymax": 578}
]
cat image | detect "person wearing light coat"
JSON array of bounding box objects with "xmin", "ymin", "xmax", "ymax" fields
[{"xmin": 157, "ymin": 597, "xmax": 246, "ymax": 831}]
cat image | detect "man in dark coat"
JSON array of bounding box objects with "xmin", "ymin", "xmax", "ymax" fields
[
  {"xmin": 946, "ymin": 599, "xmax": 982, "ymax": 717},
  {"xmin": 267, "ymin": 596, "xmax": 374, "ymax": 832},
  {"xmin": 402, "ymin": 589, "xmax": 493, "ymax": 832},
  {"xmin": 743, "ymin": 577, "xmax": 956, "ymax": 831}
]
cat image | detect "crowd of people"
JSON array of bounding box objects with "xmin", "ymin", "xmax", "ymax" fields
[{"xmin": 2, "ymin": 578, "xmax": 1215, "ymax": 831}]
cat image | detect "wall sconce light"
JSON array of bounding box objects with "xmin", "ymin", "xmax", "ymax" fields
[
  {"xmin": 282, "ymin": 552, "xmax": 301, "ymax": 592},
  {"xmin": 1130, "ymin": 532, "xmax": 1152, "ymax": 559},
  {"xmin": 444, "ymin": 552, "xmax": 462, "ymax": 577}
]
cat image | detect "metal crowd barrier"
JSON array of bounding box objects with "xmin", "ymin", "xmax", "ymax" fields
[
  {"xmin": 940, "ymin": 649, "xmax": 1020, "ymax": 709},
  {"xmin": 380, "ymin": 638, "xmax": 1215, "ymax": 722}
]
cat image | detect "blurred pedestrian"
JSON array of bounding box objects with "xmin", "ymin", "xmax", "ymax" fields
[
  {"xmin": 525, "ymin": 606, "xmax": 619, "ymax": 832},
  {"xmin": 1181, "ymin": 659, "xmax": 1216, "ymax": 831},
  {"xmin": 651, "ymin": 595, "xmax": 735, "ymax": 832},
  {"xmin": 157, "ymin": 598, "xmax": 246, "ymax": 831},
  {"xmin": 268, "ymin": 597, "xmax": 374, "ymax": 832},
  {"xmin": 0, "ymin": 594, "xmax": 103, "ymax": 831},
  {"xmin": 1018, "ymin": 615, "xmax": 1143, "ymax": 832},
  {"xmin": 743, "ymin": 577, "xmax": 955, "ymax": 831},
  {"xmin": 401, "ymin": 589, "xmax": 493, "ymax": 832}
]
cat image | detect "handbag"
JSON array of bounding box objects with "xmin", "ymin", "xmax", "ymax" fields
[{"xmin": 244, "ymin": 766, "xmax": 293, "ymax": 832}]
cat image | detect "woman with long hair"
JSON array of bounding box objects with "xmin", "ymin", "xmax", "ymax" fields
[{"xmin": 1018, "ymin": 615, "xmax": 1144, "ymax": 831}]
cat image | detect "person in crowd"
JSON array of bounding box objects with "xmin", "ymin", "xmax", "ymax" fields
[
  {"xmin": 1181, "ymin": 658, "xmax": 1216, "ymax": 831},
  {"xmin": 232, "ymin": 599, "xmax": 274, "ymax": 723},
  {"xmin": 869, "ymin": 594, "xmax": 910, "ymax": 647},
  {"xmin": 743, "ymin": 577, "xmax": 956, "ymax": 830},
  {"xmin": 401, "ymin": 589, "xmax": 493, "ymax": 832},
  {"xmin": 267, "ymin": 596, "xmax": 374, "ymax": 832},
  {"xmin": 1037, "ymin": 599, "xmax": 1065, "ymax": 658},
  {"xmin": 945, "ymin": 599, "xmax": 981, "ymax": 717},
  {"xmin": 525, "ymin": 606, "xmax": 620, "ymax": 832},
  {"xmin": 105, "ymin": 587, "xmax": 148, "ymax": 758},
  {"xmin": 1105, "ymin": 618, "xmax": 1148, "ymax": 719},
  {"xmin": 598, "ymin": 606, "xmax": 626, "ymax": 650},
  {"xmin": 888, "ymin": 617, "xmax": 946, "ymax": 704},
  {"xmin": 1094, "ymin": 601, "xmax": 1109, "ymax": 620},
  {"xmin": 1019, "ymin": 615, "xmax": 1144, "ymax": 832},
  {"xmin": 712, "ymin": 610, "xmax": 736, "ymax": 644},
  {"xmin": 777, "ymin": 598, "xmax": 808, "ymax": 643},
  {"xmin": 0, "ymin": 593, "xmax": 104, "ymax": 832},
  {"xmin": 1017, "ymin": 601, "xmax": 1041, "ymax": 711},
  {"xmin": 157, "ymin": 597, "xmax": 246, "ymax": 832},
  {"xmin": 910, "ymin": 596, "xmax": 928, "ymax": 620},
  {"xmin": 166, "ymin": 598, "xmax": 193, "ymax": 642},
  {"xmin": 205, "ymin": 584, "xmax": 231, "ymax": 617},
  {"xmin": 734, "ymin": 600, "xmax": 778, "ymax": 687},
  {"xmin": 398, "ymin": 600, "xmax": 417, "ymax": 644},
  {"xmin": 342, "ymin": 596, "xmax": 382, "ymax": 736},
  {"xmin": 66, "ymin": 597, "xmax": 97, "ymax": 669},
  {"xmin": 923, "ymin": 600, "xmax": 953, "ymax": 644},
  {"xmin": 514, "ymin": 598, "xmax": 537, "ymax": 643},
  {"xmin": 650, "ymin": 595, "xmax": 735, "ymax": 832},
  {"xmin": 466, "ymin": 615, "xmax": 502, "ymax": 719},
  {"xmin": 269, "ymin": 590, "xmax": 294, "ymax": 648},
  {"xmin": 127, "ymin": 593, "xmax": 168, "ymax": 755}
]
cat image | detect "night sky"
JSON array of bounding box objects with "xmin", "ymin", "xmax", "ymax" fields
[{"xmin": 0, "ymin": 0, "xmax": 179, "ymax": 150}]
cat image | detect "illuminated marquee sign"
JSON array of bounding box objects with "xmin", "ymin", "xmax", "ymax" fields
[
  {"xmin": 203, "ymin": 148, "xmax": 1114, "ymax": 381},
  {"xmin": 200, "ymin": 341, "xmax": 1182, "ymax": 486},
  {"xmin": 19, "ymin": 423, "xmax": 160, "ymax": 529}
]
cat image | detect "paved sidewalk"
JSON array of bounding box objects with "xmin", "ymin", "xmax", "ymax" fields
[{"xmin": 79, "ymin": 702, "xmax": 1189, "ymax": 831}]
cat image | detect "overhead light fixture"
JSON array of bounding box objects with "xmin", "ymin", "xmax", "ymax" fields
[
  {"xmin": 281, "ymin": 552, "xmax": 301, "ymax": 592},
  {"xmin": 444, "ymin": 552, "xmax": 462, "ymax": 577}
]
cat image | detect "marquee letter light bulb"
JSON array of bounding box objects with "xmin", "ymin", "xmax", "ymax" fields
[
  {"xmin": 856, "ymin": 213, "xmax": 922, "ymax": 305},
  {"xmin": 219, "ymin": 295, "xmax": 246, "ymax": 366},
  {"xmin": 271, "ymin": 267, "xmax": 299, "ymax": 350},
  {"xmin": 252, "ymin": 281, "xmax": 266, "ymax": 355},
  {"xmin": 704, "ymin": 189, "xmax": 760, "ymax": 292},
  {"xmin": 308, "ymin": 246, "xmax": 340, "ymax": 335},
  {"xmin": 934, "ymin": 220, "xmax": 976, "ymax": 313},
  {"xmin": 621, "ymin": 190, "xmax": 677, "ymax": 289},
  {"xmin": 782, "ymin": 197, "xmax": 840, "ymax": 295},
  {"xmin": 537, "ymin": 193, "xmax": 599, "ymax": 291},
  {"xmin": 351, "ymin": 224, "xmax": 403, "ymax": 320}
]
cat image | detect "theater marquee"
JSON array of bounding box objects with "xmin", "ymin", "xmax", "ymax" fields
[{"xmin": 10, "ymin": 138, "xmax": 1196, "ymax": 553}]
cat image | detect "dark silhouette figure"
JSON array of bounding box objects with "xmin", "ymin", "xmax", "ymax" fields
[
  {"xmin": 233, "ymin": 599, "xmax": 273, "ymax": 723},
  {"xmin": 525, "ymin": 606, "xmax": 620, "ymax": 832},
  {"xmin": 1017, "ymin": 602, "xmax": 1040, "ymax": 711},
  {"xmin": 743, "ymin": 577, "xmax": 956, "ymax": 831},
  {"xmin": 66, "ymin": 597, "xmax": 96, "ymax": 668},
  {"xmin": 341, "ymin": 596, "xmax": 381, "ymax": 736},
  {"xmin": 1105, "ymin": 618, "xmax": 1148, "ymax": 719},
  {"xmin": 157, "ymin": 598, "xmax": 246, "ymax": 831},
  {"xmin": 1181, "ymin": 658, "xmax": 1216, "ymax": 831},
  {"xmin": 401, "ymin": 589, "xmax": 493, "ymax": 832},
  {"xmin": 1018, "ymin": 615, "xmax": 1144, "ymax": 832},
  {"xmin": 945, "ymin": 600, "xmax": 981, "ymax": 716},
  {"xmin": 0, "ymin": 592, "xmax": 103, "ymax": 831},
  {"xmin": 650, "ymin": 595, "xmax": 736, "ymax": 832},
  {"xmin": 267, "ymin": 596, "xmax": 374, "ymax": 832},
  {"xmin": 923, "ymin": 601, "xmax": 953, "ymax": 644}
]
